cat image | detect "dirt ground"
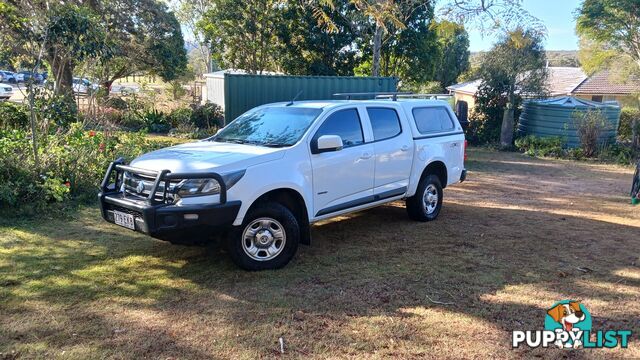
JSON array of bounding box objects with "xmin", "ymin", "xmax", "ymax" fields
[{"xmin": 1, "ymin": 147, "xmax": 639, "ymax": 359}]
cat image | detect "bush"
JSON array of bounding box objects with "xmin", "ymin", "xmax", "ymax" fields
[
  {"xmin": 168, "ymin": 107, "xmax": 193, "ymax": 128},
  {"xmin": 598, "ymin": 143, "xmax": 639, "ymax": 165},
  {"xmin": 573, "ymin": 110, "xmax": 607, "ymax": 158},
  {"xmin": 191, "ymin": 103, "xmax": 224, "ymax": 130},
  {"xmin": 0, "ymin": 102, "xmax": 29, "ymax": 130},
  {"xmin": 0, "ymin": 125, "xmax": 175, "ymax": 212},
  {"xmin": 618, "ymin": 107, "xmax": 640, "ymax": 145},
  {"xmin": 140, "ymin": 109, "xmax": 170, "ymax": 133},
  {"xmin": 514, "ymin": 135, "xmax": 564, "ymax": 157},
  {"xmin": 102, "ymin": 96, "xmax": 129, "ymax": 111}
]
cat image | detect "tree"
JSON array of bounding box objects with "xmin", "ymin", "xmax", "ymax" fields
[
  {"xmin": 311, "ymin": 0, "xmax": 541, "ymax": 78},
  {"xmin": 433, "ymin": 20, "xmax": 470, "ymax": 88},
  {"xmin": 577, "ymin": 0, "xmax": 640, "ymax": 73},
  {"xmin": 199, "ymin": 0, "xmax": 281, "ymax": 74},
  {"xmin": 476, "ymin": 28, "xmax": 548, "ymax": 148},
  {"xmin": 174, "ymin": 0, "xmax": 215, "ymax": 75},
  {"xmin": 354, "ymin": 1, "xmax": 440, "ymax": 85},
  {"xmin": 275, "ymin": 1, "xmax": 358, "ymax": 76},
  {"xmin": 577, "ymin": 0, "xmax": 640, "ymax": 148},
  {"xmin": 0, "ymin": 0, "xmax": 187, "ymax": 94},
  {"xmin": 90, "ymin": 0, "xmax": 187, "ymax": 90}
]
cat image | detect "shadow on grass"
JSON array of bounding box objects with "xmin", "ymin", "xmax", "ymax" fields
[{"xmin": 1, "ymin": 199, "xmax": 639, "ymax": 358}]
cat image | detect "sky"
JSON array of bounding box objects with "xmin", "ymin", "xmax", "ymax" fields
[{"xmin": 465, "ymin": 0, "xmax": 582, "ymax": 52}]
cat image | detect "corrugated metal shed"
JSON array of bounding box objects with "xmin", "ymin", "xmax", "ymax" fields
[
  {"xmin": 222, "ymin": 74, "xmax": 398, "ymax": 122},
  {"xmin": 518, "ymin": 97, "xmax": 621, "ymax": 148}
]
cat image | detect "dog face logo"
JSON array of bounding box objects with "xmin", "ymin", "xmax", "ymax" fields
[{"xmin": 546, "ymin": 302, "xmax": 586, "ymax": 331}]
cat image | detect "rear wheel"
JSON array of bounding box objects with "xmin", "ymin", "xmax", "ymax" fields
[
  {"xmin": 406, "ymin": 174, "xmax": 443, "ymax": 221},
  {"xmin": 227, "ymin": 202, "xmax": 299, "ymax": 270}
]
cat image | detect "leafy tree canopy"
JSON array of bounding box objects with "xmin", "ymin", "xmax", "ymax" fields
[
  {"xmin": 577, "ymin": 0, "xmax": 640, "ymax": 77},
  {"xmin": 476, "ymin": 27, "xmax": 548, "ymax": 147}
]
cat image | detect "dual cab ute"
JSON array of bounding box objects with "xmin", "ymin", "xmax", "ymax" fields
[{"xmin": 99, "ymin": 96, "xmax": 466, "ymax": 270}]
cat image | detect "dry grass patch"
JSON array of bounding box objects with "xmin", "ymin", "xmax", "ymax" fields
[{"xmin": 1, "ymin": 147, "xmax": 639, "ymax": 359}]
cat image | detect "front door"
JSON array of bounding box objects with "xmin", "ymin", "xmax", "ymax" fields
[{"xmin": 310, "ymin": 108, "xmax": 375, "ymax": 217}]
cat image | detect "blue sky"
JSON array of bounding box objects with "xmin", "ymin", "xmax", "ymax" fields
[{"xmin": 464, "ymin": 0, "xmax": 582, "ymax": 51}]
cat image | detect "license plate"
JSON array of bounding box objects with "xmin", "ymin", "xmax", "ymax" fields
[{"xmin": 113, "ymin": 210, "xmax": 135, "ymax": 230}]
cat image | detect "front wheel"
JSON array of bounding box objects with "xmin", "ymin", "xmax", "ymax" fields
[
  {"xmin": 227, "ymin": 203, "xmax": 299, "ymax": 270},
  {"xmin": 406, "ymin": 174, "xmax": 443, "ymax": 221}
]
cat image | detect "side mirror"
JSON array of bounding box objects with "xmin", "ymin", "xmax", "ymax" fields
[{"xmin": 314, "ymin": 135, "xmax": 343, "ymax": 154}]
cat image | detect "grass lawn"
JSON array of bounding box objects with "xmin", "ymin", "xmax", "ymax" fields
[{"xmin": 1, "ymin": 148, "xmax": 639, "ymax": 359}]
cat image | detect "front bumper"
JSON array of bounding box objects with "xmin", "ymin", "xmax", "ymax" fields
[
  {"xmin": 98, "ymin": 158, "xmax": 241, "ymax": 238},
  {"xmin": 99, "ymin": 191, "xmax": 241, "ymax": 236}
]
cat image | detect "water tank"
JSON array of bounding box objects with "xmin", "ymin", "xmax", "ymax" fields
[{"xmin": 518, "ymin": 97, "xmax": 621, "ymax": 148}]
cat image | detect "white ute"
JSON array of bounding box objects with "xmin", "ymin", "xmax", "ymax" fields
[{"xmin": 99, "ymin": 95, "xmax": 467, "ymax": 270}]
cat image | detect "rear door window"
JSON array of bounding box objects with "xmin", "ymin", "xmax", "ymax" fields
[
  {"xmin": 366, "ymin": 107, "xmax": 401, "ymax": 141},
  {"xmin": 412, "ymin": 107, "xmax": 455, "ymax": 134}
]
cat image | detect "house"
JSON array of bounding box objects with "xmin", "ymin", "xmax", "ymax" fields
[
  {"xmin": 446, "ymin": 67, "xmax": 639, "ymax": 111},
  {"xmin": 571, "ymin": 70, "xmax": 640, "ymax": 106}
]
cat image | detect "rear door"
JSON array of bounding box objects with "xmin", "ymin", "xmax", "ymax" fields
[{"xmin": 364, "ymin": 106, "xmax": 413, "ymax": 196}]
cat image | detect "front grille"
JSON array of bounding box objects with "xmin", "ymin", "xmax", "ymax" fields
[{"xmin": 123, "ymin": 171, "xmax": 179, "ymax": 203}]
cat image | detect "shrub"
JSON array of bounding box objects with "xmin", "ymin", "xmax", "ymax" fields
[
  {"xmin": 191, "ymin": 103, "xmax": 224, "ymax": 130},
  {"xmin": 598, "ymin": 143, "xmax": 639, "ymax": 165},
  {"xmin": 119, "ymin": 112, "xmax": 147, "ymax": 131},
  {"xmin": 140, "ymin": 109, "xmax": 170, "ymax": 133},
  {"xmin": 0, "ymin": 125, "xmax": 174, "ymax": 212},
  {"xmin": 103, "ymin": 96, "xmax": 129, "ymax": 110},
  {"xmin": 515, "ymin": 135, "xmax": 564, "ymax": 157},
  {"xmin": 573, "ymin": 110, "xmax": 607, "ymax": 157},
  {"xmin": 0, "ymin": 102, "xmax": 29, "ymax": 130},
  {"xmin": 168, "ymin": 107, "xmax": 193, "ymax": 128},
  {"xmin": 618, "ymin": 107, "xmax": 640, "ymax": 146}
]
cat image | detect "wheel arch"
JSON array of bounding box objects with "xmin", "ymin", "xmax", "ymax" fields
[
  {"xmin": 245, "ymin": 187, "xmax": 311, "ymax": 245},
  {"xmin": 421, "ymin": 161, "xmax": 448, "ymax": 188}
]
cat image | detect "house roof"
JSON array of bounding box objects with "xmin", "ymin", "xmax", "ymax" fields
[
  {"xmin": 547, "ymin": 67, "xmax": 587, "ymax": 96},
  {"xmin": 572, "ymin": 69, "xmax": 640, "ymax": 95},
  {"xmin": 446, "ymin": 79, "xmax": 481, "ymax": 95},
  {"xmin": 446, "ymin": 67, "xmax": 587, "ymax": 97}
]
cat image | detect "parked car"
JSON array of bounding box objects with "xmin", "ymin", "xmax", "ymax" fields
[
  {"xmin": 0, "ymin": 71, "xmax": 16, "ymax": 83},
  {"xmin": 15, "ymin": 71, "xmax": 43, "ymax": 83},
  {"xmin": 0, "ymin": 83, "xmax": 14, "ymax": 100},
  {"xmin": 73, "ymin": 77, "xmax": 99, "ymax": 94},
  {"xmin": 98, "ymin": 96, "xmax": 467, "ymax": 270}
]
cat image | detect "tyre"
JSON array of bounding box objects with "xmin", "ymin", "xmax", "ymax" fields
[
  {"xmin": 227, "ymin": 202, "xmax": 299, "ymax": 270},
  {"xmin": 406, "ymin": 174, "xmax": 443, "ymax": 221}
]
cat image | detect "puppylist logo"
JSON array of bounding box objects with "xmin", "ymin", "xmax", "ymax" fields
[{"xmin": 512, "ymin": 300, "xmax": 632, "ymax": 349}]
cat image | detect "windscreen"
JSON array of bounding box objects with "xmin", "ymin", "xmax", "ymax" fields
[{"xmin": 212, "ymin": 106, "xmax": 322, "ymax": 147}]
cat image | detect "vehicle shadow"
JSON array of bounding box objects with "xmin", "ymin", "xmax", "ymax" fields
[{"xmin": 3, "ymin": 199, "xmax": 638, "ymax": 358}]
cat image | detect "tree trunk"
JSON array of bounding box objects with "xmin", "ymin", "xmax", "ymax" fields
[
  {"xmin": 51, "ymin": 58, "xmax": 74, "ymax": 97},
  {"xmin": 500, "ymin": 102, "xmax": 515, "ymax": 149},
  {"xmin": 372, "ymin": 24, "xmax": 383, "ymax": 77}
]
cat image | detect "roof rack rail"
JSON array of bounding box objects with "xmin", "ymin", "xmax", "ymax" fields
[
  {"xmin": 375, "ymin": 93, "xmax": 453, "ymax": 100},
  {"xmin": 332, "ymin": 91, "xmax": 413, "ymax": 101}
]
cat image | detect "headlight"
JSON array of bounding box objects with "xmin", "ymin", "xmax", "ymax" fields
[
  {"xmin": 175, "ymin": 178, "xmax": 221, "ymax": 197},
  {"xmin": 173, "ymin": 170, "xmax": 245, "ymax": 198}
]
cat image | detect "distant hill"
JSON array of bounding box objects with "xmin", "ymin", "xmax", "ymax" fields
[{"xmin": 470, "ymin": 50, "xmax": 580, "ymax": 68}]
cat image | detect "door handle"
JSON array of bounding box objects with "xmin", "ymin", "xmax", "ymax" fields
[
  {"xmin": 360, "ymin": 152, "xmax": 372, "ymax": 160},
  {"xmin": 401, "ymin": 145, "xmax": 409, "ymax": 152},
  {"xmin": 451, "ymin": 143, "xmax": 458, "ymax": 147}
]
